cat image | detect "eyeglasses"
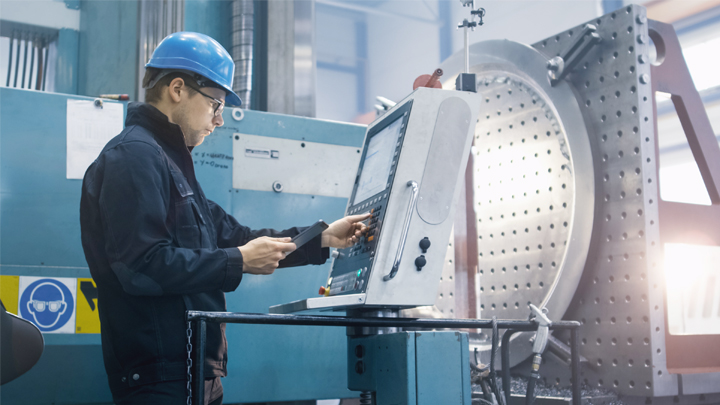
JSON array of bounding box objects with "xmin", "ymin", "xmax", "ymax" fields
[
  {"xmin": 30, "ymin": 300, "xmax": 65, "ymax": 312},
  {"xmin": 188, "ymin": 85, "xmax": 225, "ymax": 117}
]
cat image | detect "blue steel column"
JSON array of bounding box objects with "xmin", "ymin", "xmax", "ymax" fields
[{"xmin": 55, "ymin": 28, "xmax": 79, "ymax": 94}]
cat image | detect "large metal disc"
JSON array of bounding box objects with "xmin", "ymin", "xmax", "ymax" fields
[{"xmin": 439, "ymin": 40, "xmax": 596, "ymax": 367}]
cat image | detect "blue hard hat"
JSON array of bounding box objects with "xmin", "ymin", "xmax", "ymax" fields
[{"xmin": 146, "ymin": 32, "xmax": 242, "ymax": 106}]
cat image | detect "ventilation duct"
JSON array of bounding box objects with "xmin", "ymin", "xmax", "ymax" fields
[{"xmin": 232, "ymin": 0, "xmax": 253, "ymax": 109}]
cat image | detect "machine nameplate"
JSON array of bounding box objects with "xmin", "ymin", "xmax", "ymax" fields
[{"xmin": 233, "ymin": 134, "xmax": 361, "ymax": 197}]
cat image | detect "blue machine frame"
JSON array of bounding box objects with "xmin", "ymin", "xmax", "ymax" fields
[
  {"xmin": 0, "ymin": 87, "xmax": 366, "ymax": 404},
  {"xmin": 348, "ymin": 331, "xmax": 472, "ymax": 405}
]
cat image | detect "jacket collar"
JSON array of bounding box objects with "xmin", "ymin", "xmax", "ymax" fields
[{"xmin": 125, "ymin": 102, "xmax": 194, "ymax": 153}]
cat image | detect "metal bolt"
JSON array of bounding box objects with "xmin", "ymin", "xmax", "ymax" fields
[
  {"xmin": 636, "ymin": 14, "xmax": 647, "ymax": 24},
  {"xmin": 547, "ymin": 58, "xmax": 561, "ymax": 72},
  {"xmin": 132, "ymin": 374, "xmax": 140, "ymax": 381},
  {"xmin": 640, "ymin": 74, "xmax": 650, "ymax": 84},
  {"xmin": 638, "ymin": 55, "xmax": 646, "ymax": 64},
  {"xmin": 232, "ymin": 108, "xmax": 244, "ymax": 121},
  {"xmin": 637, "ymin": 34, "xmax": 647, "ymax": 44}
]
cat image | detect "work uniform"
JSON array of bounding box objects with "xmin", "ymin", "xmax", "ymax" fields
[{"xmin": 80, "ymin": 102, "xmax": 328, "ymax": 403}]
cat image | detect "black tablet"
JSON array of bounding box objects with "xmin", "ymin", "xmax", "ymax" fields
[{"xmin": 291, "ymin": 220, "xmax": 329, "ymax": 249}]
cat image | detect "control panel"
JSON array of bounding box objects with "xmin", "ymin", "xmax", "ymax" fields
[
  {"xmin": 270, "ymin": 87, "xmax": 481, "ymax": 313},
  {"xmin": 327, "ymin": 101, "xmax": 413, "ymax": 296}
]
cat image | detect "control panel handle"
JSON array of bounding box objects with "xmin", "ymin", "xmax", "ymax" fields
[{"xmin": 383, "ymin": 180, "xmax": 419, "ymax": 281}]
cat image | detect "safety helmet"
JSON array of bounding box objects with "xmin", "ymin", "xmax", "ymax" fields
[{"xmin": 145, "ymin": 32, "xmax": 242, "ymax": 106}]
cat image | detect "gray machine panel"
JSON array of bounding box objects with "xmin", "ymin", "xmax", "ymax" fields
[
  {"xmin": 530, "ymin": 6, "xmax": 678, "ymax": 396},
  {"xmin": 417, "ymin": 97, "xmax": 473, "ymax": 225}
]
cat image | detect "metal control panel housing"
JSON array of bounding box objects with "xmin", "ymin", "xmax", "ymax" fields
[
  {"xmin": 271, "ymin": 87, "xmax": 481, "ymax": 312},
  {"xmin": 328, "ymin": 101, "xmax": 413, "ymax": 296}
]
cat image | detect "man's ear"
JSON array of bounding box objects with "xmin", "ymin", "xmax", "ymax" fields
[{"xmin": 167, "ymin": 77, "xmax": 185, "ymax": 103}]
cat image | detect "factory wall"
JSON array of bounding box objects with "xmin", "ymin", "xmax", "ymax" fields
[
  {"xmin": 76, "ymin": 0, "xmax": 138, "ymax": 100},
  {"xmin": 314, "ymin": 0, "xmax": 603, "ymax": 123}
]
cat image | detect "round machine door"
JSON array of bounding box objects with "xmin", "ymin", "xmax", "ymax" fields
[{"xmin": 439, "ymin": 39, "xmax": 596, "ymax": 368}]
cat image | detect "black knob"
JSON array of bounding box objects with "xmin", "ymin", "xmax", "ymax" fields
[
  {"xmin": 419, "ymin": 237, "xmax": 431, "ymax": 253},
  {"xmin": 415, "ymin": 255, "xmax": 427, "ymax": 271}
]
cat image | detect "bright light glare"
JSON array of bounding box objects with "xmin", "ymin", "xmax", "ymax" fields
[
  {"xmin": 683, "ymin": 36, "xmax": 720, "ymax": 92},
  {"xmin": 659, "ymin": 163, "xmax": 712, "ymax": 206},
  {"xmin": 664, "ymin": 243, "xmax": 720, "ymax": 335},
  {"xmin": 656, "ymin": 91, "xmax": 672, "ymax": 102}
]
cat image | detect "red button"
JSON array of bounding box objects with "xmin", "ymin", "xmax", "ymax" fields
[{"xmin": 318, "ymin": 286, "xmax": 327, "ymax": 295}]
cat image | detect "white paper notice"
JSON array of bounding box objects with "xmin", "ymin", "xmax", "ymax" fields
[{"xmin": 66, "ymin": 100, "xmax": 124, "ymax": 179}]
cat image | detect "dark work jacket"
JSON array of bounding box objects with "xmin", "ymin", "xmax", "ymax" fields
[{"xmin": 80, "ymin": 102, "xmax": 328, "ymax": 393}]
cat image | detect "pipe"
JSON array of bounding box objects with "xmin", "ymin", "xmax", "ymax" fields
[
  {"xmin": 231, "ymin": 0, "xmax": 253, "ymax": 106},
  {"xmin": 6, "ymin": 31, "xmax": 14, "ymax": 87},
  {"xmin": 186, "ymin": 311, "xmax": 581, "ymax": 331},
  {"xmin": 21, "ymin": 34, "xmax": 29, "ymax": 89},
  {"xmin": 41, "ymin": 39, "xmax": 49, "ymax": 91},
  {"xmin": 28, "ymin": 37, "xmax": 35, "ymax": 89},
  {"xmin": 231, "ymin": 0, "xmax": 253, "ymax": 108},
  {"xmin": 35, "ymin": 37, "xmax": 44, "ymax": 90},
  {"xmin": 13, "ymin": 32, "xmax": 21, "ymax": 87}
]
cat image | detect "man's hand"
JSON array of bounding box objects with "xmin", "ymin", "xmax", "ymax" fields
[
  {"xmin": 238, "ymin": 237, "xmax": 297, "ymax": 275},
  {"xmin": 321, "ymin": 213, "xmax": 371, "ymax": 249}
]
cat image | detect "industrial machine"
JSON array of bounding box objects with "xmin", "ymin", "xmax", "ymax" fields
[
  {"xmin": 271, "ymin": 87, "xmax": 481, "ymax": 313},
  {"xmin": 435, "ymin": 4, "xmax": 720, "ymax": 402},
  {"xmin": 0, "ymin": 88, "xmax": 368, "ymax": 404},
  {"xmin": 274, "ymin": 3, "xmax": 720, "ymax": 403},
  {"xmin": 267, "ymin": 85, "xmax": 483, "ymax": 405},
  {"xmin": 2, "ymin": 1, "xmax": 720, "ymax": 404}
]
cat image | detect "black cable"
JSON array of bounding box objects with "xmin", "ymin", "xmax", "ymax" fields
[
  {"xmin": 526, "ymin": 375, "xmax": 538, "ymax": 405},
  {"xmin": 479, "ymin": 379, "xmax": 494, "ymax": 404},
  {"xmin": 474, "ymin": 397, "xmax": 494, "ymax": 405},
  {"xmin": 489, "ymin": 317, "xmax": 506, "ymax": 405}
]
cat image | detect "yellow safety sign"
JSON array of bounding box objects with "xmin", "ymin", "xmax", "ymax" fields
[
  {"xmin": 0, "ymin": 275, "xmax": 20, "ymax": 315},
  {"xmin": 76, "ymin": 278, "xmax": 101, "ymax": 334}
]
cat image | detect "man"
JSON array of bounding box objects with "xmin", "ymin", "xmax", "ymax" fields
[{"xmin": 80, "ymin": 32, "xmax": 368, "ymax": 404}]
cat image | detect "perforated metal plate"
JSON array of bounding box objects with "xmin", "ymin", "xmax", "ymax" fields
[
  {"xmin": 530, "ymin": 5, "xmax": 679, "ymax": 397},
  {"xmin": 438, "ymin": 3, "xmax": 707, "ymax": 398},
  {"xmin": 440, "ymin": 39, "xmax": 596, "ymax": 367}
]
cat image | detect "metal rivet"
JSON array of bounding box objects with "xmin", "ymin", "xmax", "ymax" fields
[
  {"xmin": 132, "ymin": 374, "xmax": 140, "ymax": 381},
  {"xmin": 637, "ymin": 34, "xmax": 646, "ymax": 44},
  {"xmin": 640, "ymin": 74, "xmax": 650, "ymax": 84},
  {"xmin": 121, "ymin": 377, "xmax": 127, "ymax": 383},
  {"xmin": 636, "ymin": 14, "xmax": 647, "ymax": 24},
  {"xmin": 232, "ymin": 108, "xmax": 244, "ymax": 121},
  {"xmin": 638, "ymin": 55, "xmax": 646, "ymax": 64}
]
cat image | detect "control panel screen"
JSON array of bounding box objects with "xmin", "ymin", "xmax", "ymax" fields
[
  {"xmin": 352, "ymin": 117, "xmax": 403, "ymax": 206},
  {"xmin": 328, "ymin": 100, "xmax": 412, "ymax": 297}
]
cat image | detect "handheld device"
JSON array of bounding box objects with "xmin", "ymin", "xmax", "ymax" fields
[{"xmin": 291, "ymin": 220, "xmax": 329, "ymax": 249}]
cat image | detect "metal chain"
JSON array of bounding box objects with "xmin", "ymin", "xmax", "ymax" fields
[{"xmin": 186, "ymin": 321, "xmax": 193, "ymax": 405}]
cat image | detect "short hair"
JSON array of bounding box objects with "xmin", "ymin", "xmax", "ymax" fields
[{"xmin": 142, "ymin": 67, "xmax": 198, "ymax": 104}]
